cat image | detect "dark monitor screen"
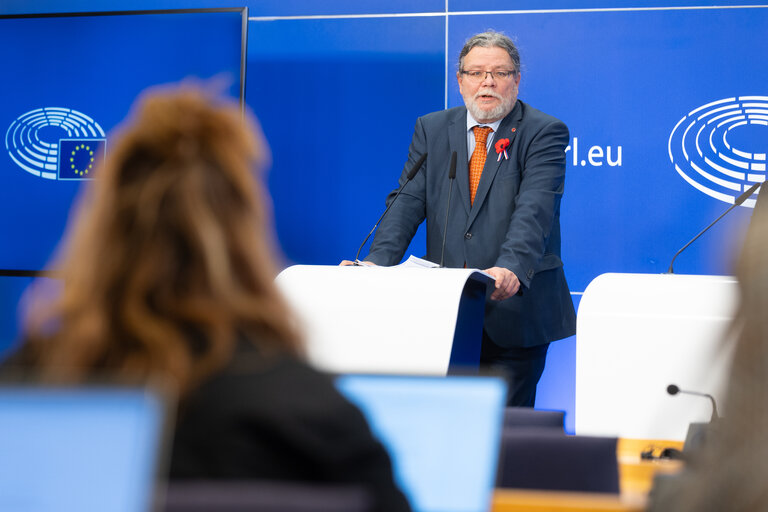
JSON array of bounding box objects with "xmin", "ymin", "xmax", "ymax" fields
[{"xmin": 0, "ymin": 9, "xmax": 247, "ymax": 273}]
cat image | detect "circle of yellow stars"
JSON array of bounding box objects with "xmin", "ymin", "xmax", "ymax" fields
[{"xmin": 69, "ymin": 144, "xmax": 94, "ymax": 176}]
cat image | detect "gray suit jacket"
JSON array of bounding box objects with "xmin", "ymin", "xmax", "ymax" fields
[{"xmin": 366, "ymin": 100, "xmax": 576, "ymax": 348}]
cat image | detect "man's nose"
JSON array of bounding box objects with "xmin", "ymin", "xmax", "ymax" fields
[{"xmin": 481, "ymin": 71, "xmax": 496, "ymax": 86}]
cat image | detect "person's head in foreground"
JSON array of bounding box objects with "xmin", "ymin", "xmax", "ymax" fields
[
  {"xmin": 648, "ymin": 201, "xmax": 768, "ymax": 512},
  {"xmin": 8, "ymin": 85, "xmax": 411, "ymax": 512},
  {"xmin": 17, "ymin": 84, "xmax": 300, "ymax": 393}
]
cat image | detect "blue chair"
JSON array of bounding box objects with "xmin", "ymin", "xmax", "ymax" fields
[
  {"xmin": 497, "ymin": 431, "xmax": 619, "ymax": 493},
  {"xmin": 162, "ymin": 481, "xmax": 373, "ymax": 512}
]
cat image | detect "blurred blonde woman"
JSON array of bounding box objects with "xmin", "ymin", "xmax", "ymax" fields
[
  {"xmin": 7, "ymin": 86, "xmax": 410, "ymax": 512},
  {"xmin": 648, "ymin": 201, "xmax": 768, "ymax": 512}
]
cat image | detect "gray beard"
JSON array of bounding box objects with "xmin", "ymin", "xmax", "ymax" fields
[{"xmin": 465, "ymin": 95, "xmax": 514, "ymax": 123}]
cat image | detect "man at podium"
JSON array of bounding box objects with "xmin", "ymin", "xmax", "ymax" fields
[{"xmin": 364, "ymin": 31, "xmax": 576, "ymax": 407}]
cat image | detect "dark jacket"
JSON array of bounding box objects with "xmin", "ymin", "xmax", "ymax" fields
[
  {"xmin": 169, "ymin": 340, "xmax": 411, "ymax": 512},
  {"xmin": 367, "ymin": 101, "xmax": 576, "ymax": 348}
]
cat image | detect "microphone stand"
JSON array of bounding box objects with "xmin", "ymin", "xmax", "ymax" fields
[
  {"xmin": 353, "ymin": 153, "xmax": 427, "ymax": 265},
  {"xmin": 667, "ymin": 182, "xmax": 761, "ymax": 273},
  {"xmin": 440, "ymin": 152, "xmax": 458, "ymax": 268}
]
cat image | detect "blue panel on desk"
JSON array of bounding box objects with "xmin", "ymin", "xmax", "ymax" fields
[
  {"xmin": 248, "ymin": 16, "xmax": 444, "ymax": 266},
  {"xmin": 0, "ymin": 387, "xmax": 166, "ymax": 512}
]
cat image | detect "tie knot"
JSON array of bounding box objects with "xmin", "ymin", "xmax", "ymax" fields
[{"xmin": 473, "ymin": 126, "xmax": 492, "ymax": 144}]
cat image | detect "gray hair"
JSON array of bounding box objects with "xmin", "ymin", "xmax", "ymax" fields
[{"xmin": 458, "ymin": 30, "xmax": 520, "ymax": 74}]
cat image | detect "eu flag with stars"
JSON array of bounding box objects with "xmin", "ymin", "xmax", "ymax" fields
[{"xmin": 58, "ymin": 138, "xmax": 106, "ymax": 180}]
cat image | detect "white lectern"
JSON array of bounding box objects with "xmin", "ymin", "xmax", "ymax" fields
[
  {"xmin": 275, "ymin": 265, "xmax": 493, "ymax": 375},
  {"xmin": 575, "ymin": 273, "xmax": 738, "ymax": 441}
]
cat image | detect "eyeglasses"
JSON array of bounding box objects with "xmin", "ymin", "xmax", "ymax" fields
[{"xmin": 460, "ymin": 70, "xmax": 517, "ymax": 82}]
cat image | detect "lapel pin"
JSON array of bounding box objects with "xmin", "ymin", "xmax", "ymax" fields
[{"xmin": 495, "ymin": 138, "xmax": 510, "ymax": 161}]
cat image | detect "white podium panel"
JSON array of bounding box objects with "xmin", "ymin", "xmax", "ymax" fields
[
  {"xmin": 276, "ymin": 265, "xmax": 491, "ymax": 375},
  {"xmin": 575, "ymin": 273, "xmax": 737, "ymax": 440}
]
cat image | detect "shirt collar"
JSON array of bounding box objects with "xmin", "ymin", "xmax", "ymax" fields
[{"xmin": 466, "ymin": 110, "xmax": 503, "ymax": 134}]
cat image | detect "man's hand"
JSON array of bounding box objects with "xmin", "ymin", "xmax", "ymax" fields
[
  {"xmin": 339, "ymin": 260, "xmax": 377, "ymax": 266},
  {"xmin": 484, "ymin": 266, "xmax": 520, "ymax": 301}
]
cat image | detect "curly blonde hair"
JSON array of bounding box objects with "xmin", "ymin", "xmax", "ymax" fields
[{"xmin": 19, "ymin": 85, "xmax": 301, "ymax": 395}]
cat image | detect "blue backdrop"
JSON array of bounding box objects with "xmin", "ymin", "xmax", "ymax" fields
[
  {"xmin": 3, "ymin": 0, "xmax": 767, "ymax": 432},
  {"xmin": 0, "ymin": 10, "xmax": 245, "ymax": 272}
]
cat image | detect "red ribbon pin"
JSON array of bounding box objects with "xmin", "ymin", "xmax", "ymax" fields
[{"xmin": 495, "ymin": 138, "xmax": 510, "ymax": 161}]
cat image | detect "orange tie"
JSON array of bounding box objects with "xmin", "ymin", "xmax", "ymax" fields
[{"xmin": 469, "ymin": 126, "xmax": 492, "ymax": 205}]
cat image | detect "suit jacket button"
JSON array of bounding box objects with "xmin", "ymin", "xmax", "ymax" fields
[{"xmin": 464, "ymin": 232, "xmax": 472, "ymax": 239}]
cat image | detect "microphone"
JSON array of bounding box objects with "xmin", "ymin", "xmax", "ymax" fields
[
  {"xmin": 353, "ymin": 152, "xmax": 427, "ymax": 265},
  {"xmin": 439, "ymin": 152, "xmax": 458, "ymax": 268},
  {"xmin": 667, "ymin": 181, "xmax": 762, "ymax": 273},
  {"xmin": 667, "ymin": 383, "xmax": 719, "ymax": 422}
]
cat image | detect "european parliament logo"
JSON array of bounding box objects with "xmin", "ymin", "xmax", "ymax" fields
[
  {"xmin": 669, "ymin": 96, "xmax": 768, "ymax": 208},
  {"xmin": 5, "ymin": 107, "xmax": 106, "ymax": 181}
]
